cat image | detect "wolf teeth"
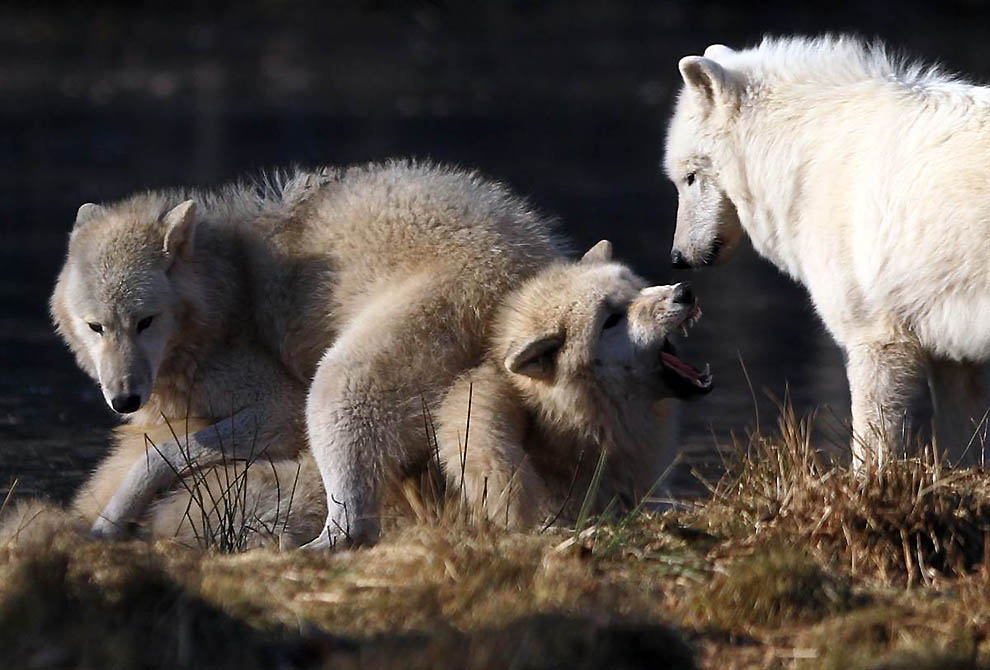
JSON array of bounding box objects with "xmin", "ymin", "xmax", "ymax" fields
[
  {"xmin": 695, "ymin": 363, "xmax": 713, "ymax": 388},
  {"xmin": 679, "ymin": 309, "xmax": 701, "ymax": 338}
]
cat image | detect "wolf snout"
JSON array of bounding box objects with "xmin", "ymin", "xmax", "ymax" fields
[
  {"xmin": 670, "ymin": 248, "xmax": 691, "ymax": 269},
  {"xmin": 110, "ymin": 394, "xmax": 142, "ymax": 414}
]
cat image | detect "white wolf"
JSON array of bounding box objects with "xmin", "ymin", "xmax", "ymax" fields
[
  {"xmin": 48, "ymin": 160, "xmax": 710, "ymax": 548},
  {"xmin": 433, "ymin": 242, "xmax": 709, "ymax": 527},
  {"xmin": 664, "ymin": 35, "xmax": 990, "ymax": 467}
]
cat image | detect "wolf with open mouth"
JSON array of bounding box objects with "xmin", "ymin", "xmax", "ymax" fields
[{"xmin": 431, "ymin": 240, "xmax": 712, "ymax": 529}]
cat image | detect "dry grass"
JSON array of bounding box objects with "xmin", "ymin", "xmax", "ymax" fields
[
  {"xmin": 686, "ymin": 546, "xmax": 858, "ymax": 631},
  {"xmin": 4, "ymin": 404, "xmax": 990, "ymax": 668},
  {"xmin": 698, "ymin": 401, "xmax": 990, "ymax": 585}
]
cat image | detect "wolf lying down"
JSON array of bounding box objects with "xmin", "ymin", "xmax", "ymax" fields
[{"xmin": 9, "ymin": 162, "xmax": 711, "ymax": 549}]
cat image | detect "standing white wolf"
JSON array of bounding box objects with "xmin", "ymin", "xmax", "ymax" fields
[
  {"xmin": 47, "ymin": 160, "xmax": 710, "ymax": 549},
  {"xmin": 664, "ymin": 35, "xmax": 990, "ymax": 467}
]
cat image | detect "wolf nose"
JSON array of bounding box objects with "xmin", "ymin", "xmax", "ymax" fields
[
  {"xmin": 111, "ymin": 394, "xmax": 141, "ymax": 414},
  {"xmin": 671, "ymin": 249, "xmax": 690, "ymax": 269},
  {"xmin": 672, "ymin": 282, "xmax": 694, "ymax": 305}
]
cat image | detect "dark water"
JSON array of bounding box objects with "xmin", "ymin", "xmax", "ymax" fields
[{"xmin": 4, "ymin": 1, "xmax": 989, "ymax": 503}]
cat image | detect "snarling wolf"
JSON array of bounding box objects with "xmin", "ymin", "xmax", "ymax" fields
[
  {"xmin": 433, "ymin": 241, "xmax": 709, "ymax": 528},
  {"xmin": 665, "ymin": 36, "xmax": 990, "ymax": 467},
  {"xmin": 50, "ymin": 161, "xmax": 709, "ymax": 548}
]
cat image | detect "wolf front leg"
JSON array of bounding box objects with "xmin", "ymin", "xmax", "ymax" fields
[
  {"xmin": 301, "ymin": 277, "xmax": 477, "ymax": 550},
  {"xmin": 74, "ymin": 420, "xmax": 212, "ymax": 524},
  {"xmin": 928, "ymin": 358, "xmax": 986, "ymax": 466},
  {"xmin": 301, "ymin": 352, "xmax": 403, "ymax": 549},
  {"xmin": 846, "ymin": 338, "xmax": 926, "ymax": 471},
  {"xmin": 90, "ymin": 406, "xmax": 293, "ymax": 538}
]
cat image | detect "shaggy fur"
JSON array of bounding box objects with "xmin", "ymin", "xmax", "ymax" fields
[
  {"xmin": 49, "ymin": 162, "xmax": 565, "ymax": 545},
  {"xmin": 664, "ymin": 35, "xmax": 990, "ymax": 467}
]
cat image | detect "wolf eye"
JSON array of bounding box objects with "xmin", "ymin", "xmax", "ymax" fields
[
  {"xmin": 602, "ymin": 312, "xmax": 625, "ymax": 330},
  {"xmin": 88, "ymin": 322, "xmax": 103, "ymax": 335},
  {"xmin": 136, "ymin": 315, "xmax": 155, "ymax": 333},
  {"xmin": 685, "ymin": 172, "xmax": 696, "ymax": 186}
]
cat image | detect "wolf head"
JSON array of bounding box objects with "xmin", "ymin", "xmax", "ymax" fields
[
  {"xmin": 495, "ymin": 240, "xmax": 711, "ymax": 442},
  {"xmin": 50, "ymin": 198, "xmax": 199, "ymax": 414},
  {"xmin": 664, "ymin": 44, "xmax": 745, "ymax": 269}
]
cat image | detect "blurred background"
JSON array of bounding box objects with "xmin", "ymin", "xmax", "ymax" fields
[{"xmin": 3, "ymin": 0, "xmax": 989, "ymax": 501}]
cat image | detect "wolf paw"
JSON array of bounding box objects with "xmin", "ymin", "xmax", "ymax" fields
[
  {"xmin": 298, "ymin": 527, "xmax": 347, "ymax": 551},
  {"xmin": 90, "ymin": 516, "xmax": 128, "ymax": 540}
]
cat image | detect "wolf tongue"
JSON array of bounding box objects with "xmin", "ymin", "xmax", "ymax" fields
[{"xmin": 661, "ymin": 351, "xmax": 701, "ymax": 380}]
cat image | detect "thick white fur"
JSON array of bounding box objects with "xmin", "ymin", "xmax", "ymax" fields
[{"xmin": 665, "ymin": 35, "xmax": 990, "ymax": 466}]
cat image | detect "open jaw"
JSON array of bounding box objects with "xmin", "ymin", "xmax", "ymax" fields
[{"xmin": 660, "ymin": 305, "xmax": 713, "ymax": 398}]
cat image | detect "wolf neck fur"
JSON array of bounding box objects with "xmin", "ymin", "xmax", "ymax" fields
[
  {"xmin": 724, "ymin": 38, "xmax": 990, "ymax": 283},
  {"xmin": 726, "ymin": 92, "xmax": 849, "ymax": 283},
  {"xmin": 135, "ymin": 220, "xmax": 242, "ymax": 424}
]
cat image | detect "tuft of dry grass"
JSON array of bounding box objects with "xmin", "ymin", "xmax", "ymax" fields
[
  {"xmin": 797, "ymin": 602, "xmax": 990, "ymax": 670},
  {"xmin": 696, "ymin": 400, "xmax": 990, "ymax": 586},
  {"xmin": 148, "ymin": 417, "xmax": 311, "ymax": 552},
  {"xmin": 687, "ymin": 546, "xmax": 858, "ymax": 632}
]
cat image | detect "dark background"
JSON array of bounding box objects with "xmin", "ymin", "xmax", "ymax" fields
[{"xmin": 3, "ymin": 0, "xmax": 989, "ymax": 501}]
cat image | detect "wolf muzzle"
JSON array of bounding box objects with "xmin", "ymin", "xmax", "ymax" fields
[{"xmin": 110, "ymin": 394, "xmax": 142, "ymax": 414}]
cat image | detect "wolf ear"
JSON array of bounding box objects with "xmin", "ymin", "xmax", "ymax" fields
[
  {"xmin": 580, "ymin": 240, "xmax": 613, "ymax": 264},
  {"xmin": 73, "ymin": 203, "xmax": 105, "ymax": 231},
  {"xmin": 678, "ymin": 56, "xmax": 735, "ymax": 111},
  {"xmin": 162, "ymin": 200, "xmax": 197, "ymax": 262},
  {"xmin": 703, "ymin": 44, "xmax": 735, "ymax": 61},
  {"xmin": 504, "ymin": 334, "xmax": 564, "ymax": 381}
]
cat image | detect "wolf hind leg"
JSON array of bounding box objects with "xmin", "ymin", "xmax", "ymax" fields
[
  {"xmin": 91, "ymin": 405, "xmax": 300, "ymax": 539},
  {"xmin": 148, "ymin": 452, "xmax": 326, "ymax": 549}
]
